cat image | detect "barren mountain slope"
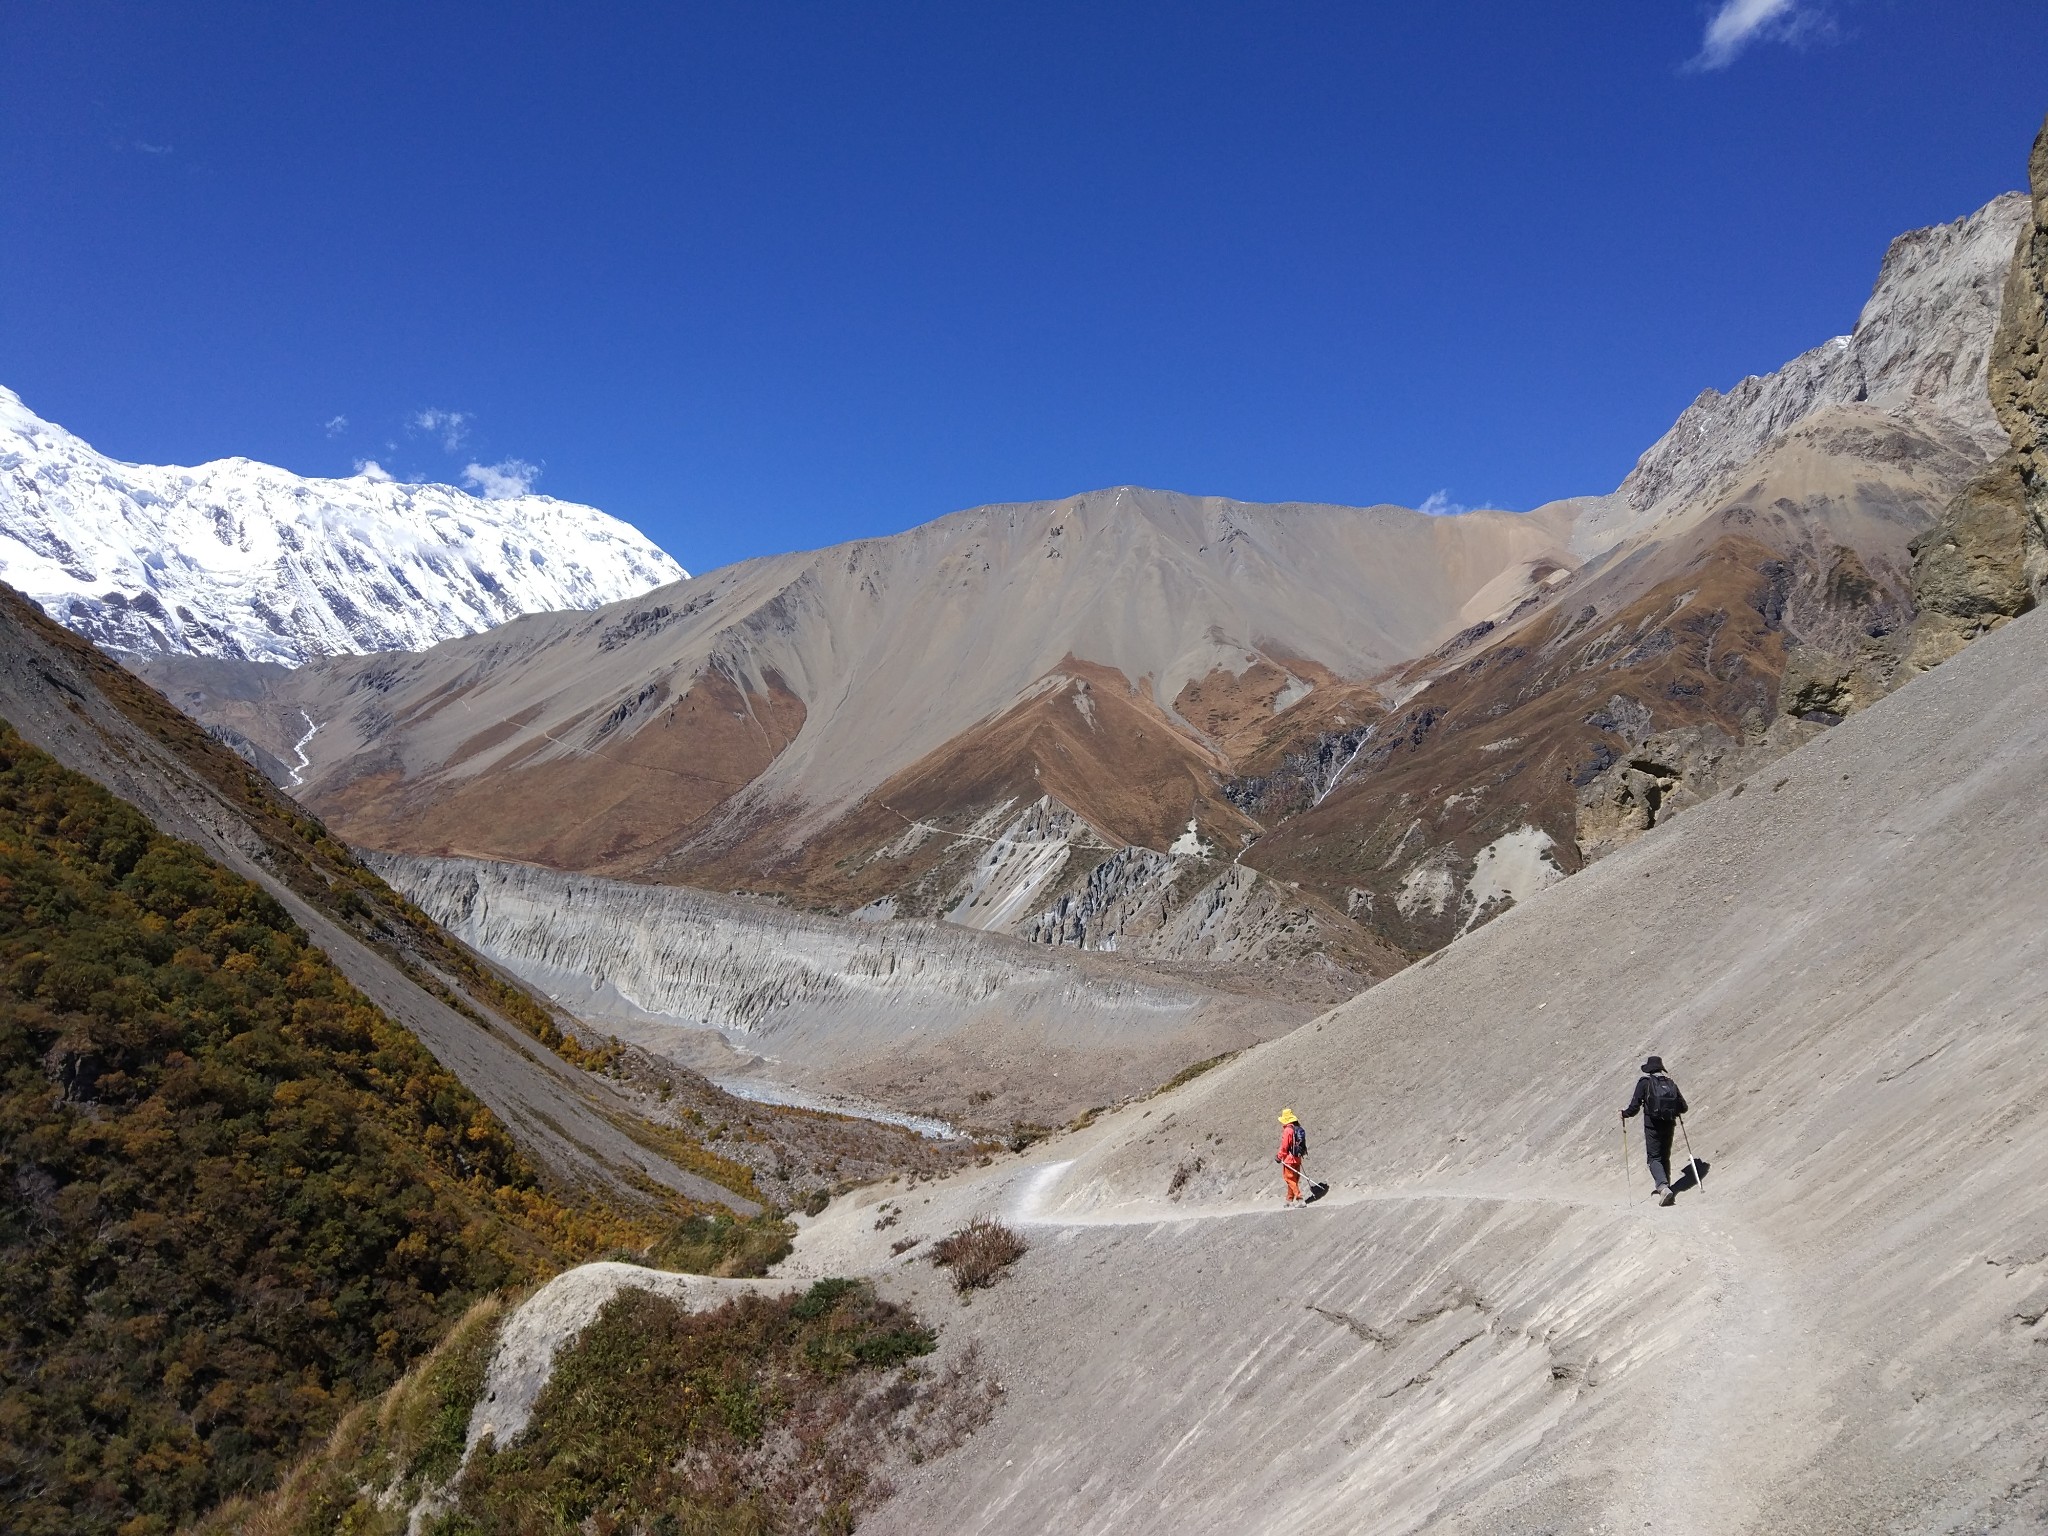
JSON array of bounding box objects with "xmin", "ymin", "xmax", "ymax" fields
[
  {"xmin": 153, "ymin": 487, "xmax": 1573, "ymax": 865},
  {"xmin": 797, "ymin": 596, "xmax": 2048, "ymax": 1536},
  {"xmin": 1240, "ymin": 398, "xmax": 1986, "ymax": 950},
  {"xmin": 0, "ymin": 581, "xmax": 752, "ymax": 1211},
  {"xmin": 137, "ymin": 192, "xmax": 2029, "ymax": 1004}
]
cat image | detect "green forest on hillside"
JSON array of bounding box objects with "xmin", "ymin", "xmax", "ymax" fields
[
  {"xmin": 0, "ymin": 585, "xmax": 626, "ymax": 1080},
  {"xmin": 0, "ymin": 720, "xmax": 626, "ymax": 1535}
]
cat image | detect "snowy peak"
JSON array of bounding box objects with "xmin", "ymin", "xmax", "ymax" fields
[{"xmin": 0, "ymin": 386, "xmax": 688, "ymax": 666}]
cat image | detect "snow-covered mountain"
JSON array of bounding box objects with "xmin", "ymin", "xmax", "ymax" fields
[{"xmin": 0, "ymin": 386, "xmax": 687, "ymax": 666}]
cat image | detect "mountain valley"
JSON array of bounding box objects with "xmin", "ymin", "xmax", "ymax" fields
[{"xmin": 4, "ymin": 92, "xmax": 2046, "ymax": 1536}]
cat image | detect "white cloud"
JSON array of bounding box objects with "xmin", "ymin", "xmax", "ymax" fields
[
  {"xmin": 353, "ymin": 458, "xmax": 395, "ymax": 482},
  {"xmin": 462, "ymin": 458, "xmax": 540, "ymax": 499},
  {"xmin": 133, "ymin": 140, "xmax": 174, "ymax": 155},
  {"xmin": 411, "ymin": 408, "xmax": 472, "ymax": 452},
  {"xmin": 324, "ymin": 414, "xmax": 348, "ymax": 436},
  {"xmin": 1693, "ymin": 0, "xmax": 1828, "ymax": 70},
  {"xmin": 1419, "ymin": 489, "xmax": 1467, "ymax": 517}
]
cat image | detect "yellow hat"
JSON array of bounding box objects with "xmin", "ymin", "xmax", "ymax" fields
[{"xmin": 1278, "ymin": 1108, "xmax": 1298, "ymax": 1124}]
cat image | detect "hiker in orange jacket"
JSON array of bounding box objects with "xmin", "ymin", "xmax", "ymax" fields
[{"xmin": 1276, "ymin": 1108, "xmax": 1306, "ymax": 1206}]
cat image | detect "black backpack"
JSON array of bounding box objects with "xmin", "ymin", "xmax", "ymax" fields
[
  {"xmin": 1645, "ymin": 1075, "xmax": 1681, "ymax": 1120},
  {"xmin": 1287, "ymin": 1122, "xmax": 1307, "ymax": 1158}
]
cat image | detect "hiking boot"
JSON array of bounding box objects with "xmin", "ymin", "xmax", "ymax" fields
[{"xmin": 1658, "ymin": 1188, "xmax": 1677, "ymax": 1207}]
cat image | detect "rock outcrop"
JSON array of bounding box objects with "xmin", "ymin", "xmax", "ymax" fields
[
  {"xmin": 1027, "ymin": 851, "xmax": 1331, "ymax": 967},
  {"xmin": 1911, "ymin": 111, "xmax": 2048, "ymax": 667}
]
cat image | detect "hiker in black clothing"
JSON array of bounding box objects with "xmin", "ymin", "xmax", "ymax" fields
[{"xmin": 1621, "ymin": 1055, "xmax": 1689, "ymax": 1206}]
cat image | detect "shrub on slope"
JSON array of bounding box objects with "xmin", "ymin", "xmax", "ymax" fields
[
  {"xmin": 930, "ymin": 1219, "xmax": 1028, "ymax": 1295},
  {"xmin": 0, "ymin": 721, "xmax": 635, "ymax": 1534}
]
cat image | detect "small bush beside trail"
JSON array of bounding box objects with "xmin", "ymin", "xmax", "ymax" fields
[
  {"xmin": 651, "ymin": 1211, "xmax": 796, "ymax": 1277},
  {"xmin": 930, "ymin": 1219, "xmax": 1028, "ymax": 1294},
  {"xmin": 1155, "ymin": 1050, "xmax": 1237, "ymax": 1096}
]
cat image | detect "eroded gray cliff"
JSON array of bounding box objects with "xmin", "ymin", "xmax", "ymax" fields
[{"xmin": 371, "ymin": 852, "xmax": 1305, "ymax": 1126}]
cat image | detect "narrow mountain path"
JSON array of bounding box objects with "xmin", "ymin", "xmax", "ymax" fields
[{"xmin": 972, "ymin": 1147, "xmax": 1825, "ymax": 1534}]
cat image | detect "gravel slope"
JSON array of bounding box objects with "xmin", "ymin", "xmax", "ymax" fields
[{"xmin": 792, "ymin": 599, "xmax": 2048, "ymax": 1534}]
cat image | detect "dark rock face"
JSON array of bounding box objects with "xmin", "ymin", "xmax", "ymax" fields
[{"xmin": 1912, "ymin": 111, "xmax": 2048, "ymax": 667}]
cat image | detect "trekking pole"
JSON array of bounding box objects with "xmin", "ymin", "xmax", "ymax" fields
[
  {"xmin": 1619, "ymin": 1118, "xmax": 1631, "ymax": 1205},
  {"xmin": 1678, "ymin": 1115, "xmax": 1703, "ymax": 1195}
]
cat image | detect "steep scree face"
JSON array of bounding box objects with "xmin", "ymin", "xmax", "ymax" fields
[
  {"xmin": 839, "ymin": 598, "xmax": 2048, "ymax": 1536},
  {"xmin": 0, "ymin": 385, "xmax": 686, "ymax": 665},
  {"xmin": 174, "ymin": 486, "xmax": 1574, "ymax": 866}
]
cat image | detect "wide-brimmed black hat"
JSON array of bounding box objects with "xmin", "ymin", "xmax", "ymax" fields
[{"xmin": 1641, "ymin": 1055, "xmax": 1666, "ymax": 1074}]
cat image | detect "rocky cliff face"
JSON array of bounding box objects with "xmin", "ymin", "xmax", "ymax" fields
[
  {"xmin": 1580, "ymin": 193, "xmax": 2026, "ymax": 554},
  {"xmin": 1912, "ymin": 113, "xmax": 2048, "ymax": 666},
  {"xmin": 371, "ymin": 852, "xmax": 1306, "ymax": 1127}
]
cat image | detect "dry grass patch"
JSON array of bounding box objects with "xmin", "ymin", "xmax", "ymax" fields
[{"xmin": 929, "ymin": 1219, "xmax": 1028, "ymax": 1295}]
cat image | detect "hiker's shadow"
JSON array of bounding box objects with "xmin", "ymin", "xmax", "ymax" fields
[
  {"xmin": 1672, "ymin": 1159, "xmax": 1712, "ymax": 1194},
  {"xmin": 1303, "ymin": 1181, "xmax": 1330, "ymax": 1205}
]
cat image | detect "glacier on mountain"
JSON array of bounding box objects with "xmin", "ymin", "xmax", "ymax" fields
[{"xmin": 0, "ymin": 386, "xmax": 687, "ymax": 666}]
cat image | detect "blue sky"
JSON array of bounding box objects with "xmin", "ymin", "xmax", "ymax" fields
[{"xmin": 3, "ymin": 2, "xmax": 2044, "ymax": 573}]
